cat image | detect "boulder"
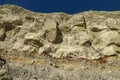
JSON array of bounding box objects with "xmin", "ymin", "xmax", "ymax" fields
[
  {"xmin": 92, "ymin": 31, "xmax": 120, "ymax": 50},
  {"xmin": 101, "ymin": 45, "xmax": 117, "ymax": 56},
  {"xmin": 24, "ymin": 32, "xmax": 43, "ymax": 47}
]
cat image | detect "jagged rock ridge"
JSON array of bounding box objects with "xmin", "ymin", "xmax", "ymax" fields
[{"xmin": 0, "ymin": 4, "xmax": 120, "ymax": 80}]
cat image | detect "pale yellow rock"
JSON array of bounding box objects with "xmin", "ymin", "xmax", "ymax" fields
[
  {"xmin": 0, "ymin": 69, "xmax": 7, "ymax": 76},
  {"xmin": 105, "ymin": 18, "xmax": 120, "ymax": 30},
  {"xmin": 12, "ymin": 40, "xmax": 24, "ymax": 50},
  {"xmin": 44, "ymin": 19, "xmax": 56, "ymax": 30},
  {"xmin": 24, "ymin": 32, "xmax": 40, "ymax": 41},
  {"xmin": 1, "ymin": 4, "xmax": 120, "ymax": 80},
  {"xmin": 92, "ymin": 31, "xmax": 120, "ymax": 50},
  {"xmin": 52, "ymin": 46, "xmax": 85, "ymax": 59},
  {"xmin": 1, "ymin": 4, "xmax": 120, "ymax": 60},
  {"xmin": 45, "ymin": 30, "xmax": 56, "ymax": 42},
  {"xmin": 102, "ymin": 45, "xmax": 117, "ymax": 56},
  {"xmin": 24, "ymin": 32, "xmax": 43, "ymax": 47}
]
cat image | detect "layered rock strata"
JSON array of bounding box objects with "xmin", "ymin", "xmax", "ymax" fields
[{"xmin": 0, "ymin": 4, "xmax": 120, "ymax": 80}]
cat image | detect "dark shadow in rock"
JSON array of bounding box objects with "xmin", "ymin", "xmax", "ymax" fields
[
  {"xmin": 25, "ymin": 16, "xmax": 35, "ymax": 21},
  {"xmin": 82, "ymin": 40, "xmax": 91, "ymax": 47},
  {"xmin": 91, "ymin": 27, "xmax": 103, "ymax": 32},
  {"xmin": 0, "ymin": 22, "xmax": 14, "ymax": 41},
  {"xmin": 0, "ymin": 57, "xmax": 6, "ymax": 66},
  {"xmin": 0, "ymin": 33, "xmax": 6, "ymax": 41},
  {"xmin": 53, "ymin": 22, "xmax": 63, "ymax": 44},
  {"xmin": 2, "ymin": 22, "xmax": 14, "ymax": 31}
]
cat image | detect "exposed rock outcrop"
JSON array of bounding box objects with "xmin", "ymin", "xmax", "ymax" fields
[{"xmin": 0, "ymin": 4, "xmax": 120, "ymax": 80}]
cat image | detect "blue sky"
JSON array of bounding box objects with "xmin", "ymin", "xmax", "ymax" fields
[{"xmin": 0, "ymin": 0, "xmax": 120, "ymax": 14}]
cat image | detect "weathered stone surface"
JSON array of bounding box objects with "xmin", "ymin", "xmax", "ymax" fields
[
  {"xmin": 0, "ymin": 69, "xmax": 7, "ymax": 77},
  {"xmin": 0, "ymin": 4, "xmax": 120, "ymax": 80},
  {"xmin": 24, "ymin": 32, "xmax": 43, "ymax": 47},
  {"xmin": 0, "ymin": 56, "xmax": 12, "ymax": 80},
  {"xmin": 1, "ymin": 5, "xmax": 120, "ymax": 60}
]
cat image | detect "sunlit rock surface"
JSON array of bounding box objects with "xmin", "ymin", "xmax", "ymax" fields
[{"xmin": 0, "ymin": 4, "xmax": 120, "ymax": 80}]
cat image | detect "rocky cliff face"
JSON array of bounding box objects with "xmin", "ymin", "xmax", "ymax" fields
[{"xmin": 0, "ymin": 4, "xmax": 120, "ymax": 80}]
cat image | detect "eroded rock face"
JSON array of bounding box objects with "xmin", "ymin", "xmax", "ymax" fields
[
  {"xmin": 0, "ymin": 4, "xmax": 120, "ymax": 80},
  {"xmin": 0, "ymin": 55, "xmax": 12, "ymax": 80},
  {"xmin": 0, "ymin": 5, "xmax": 120, "ymax": 60}
]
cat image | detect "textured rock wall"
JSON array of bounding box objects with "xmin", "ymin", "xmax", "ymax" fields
[
  {"xmin": 0, "ymin": 4, "xmax": 120, "ymax": 80},
  {"xmin": 0, "ymin": 4, "xmax": 120, "ymax": 60}
]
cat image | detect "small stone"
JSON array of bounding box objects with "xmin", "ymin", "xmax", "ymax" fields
[{"xmin": 0, "ymin": 69, "xmax": 7, "ymax": 77}]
